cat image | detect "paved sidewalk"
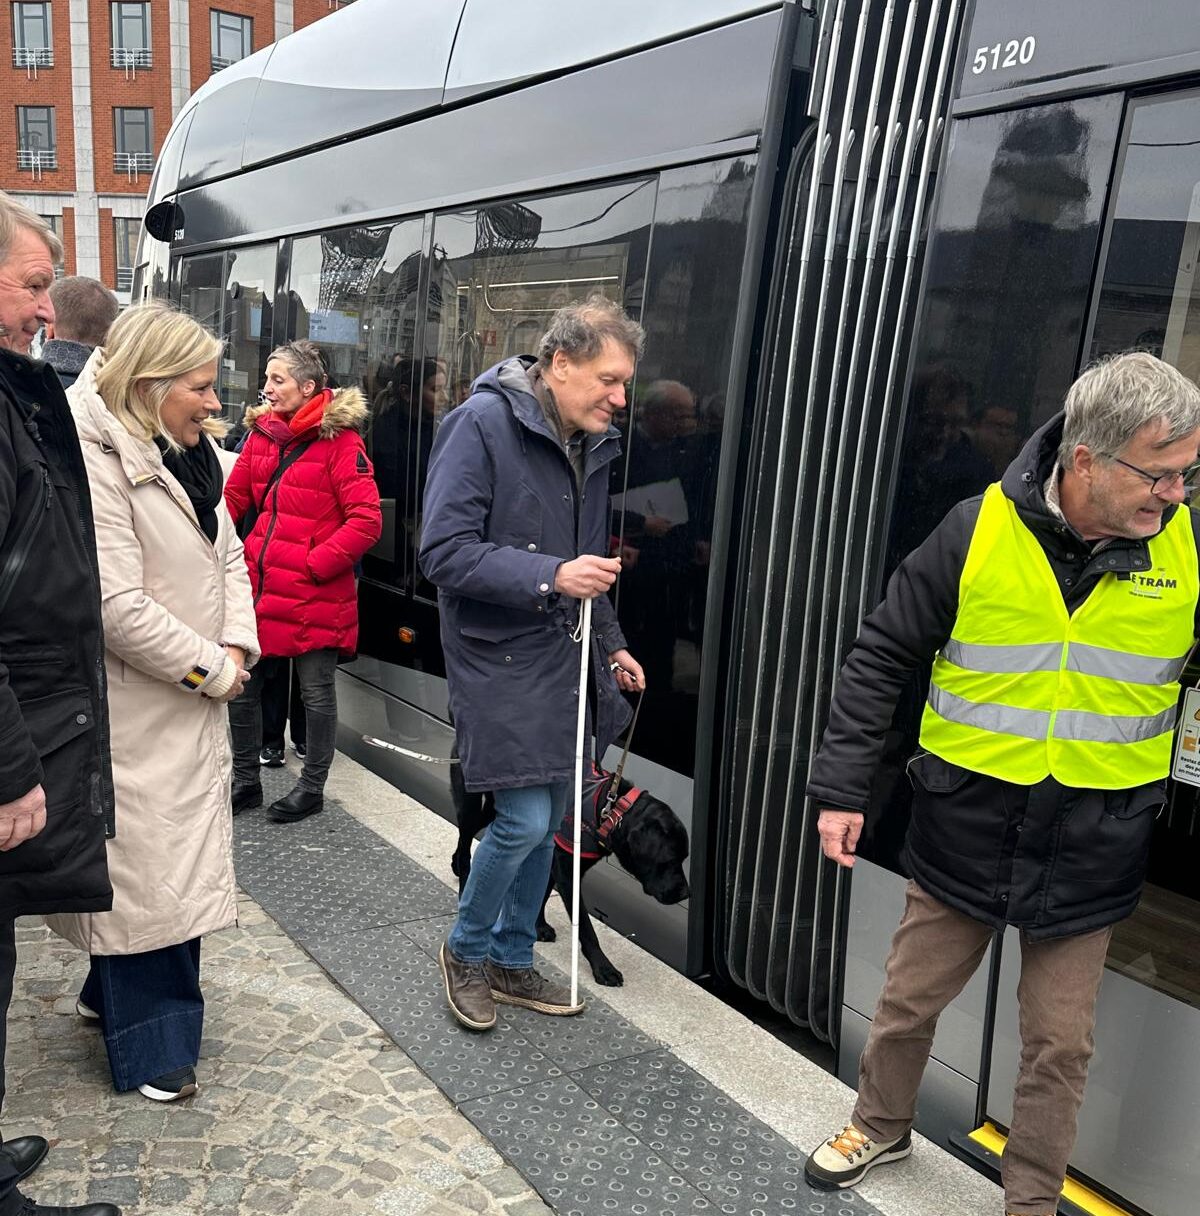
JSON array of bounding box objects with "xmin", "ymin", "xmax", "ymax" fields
[{"xmin": 4, "ymin": 897, "xmax": 550, "ymax": 1216}]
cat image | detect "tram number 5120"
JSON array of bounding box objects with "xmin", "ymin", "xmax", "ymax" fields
[{"xmin": 971, "ymin": 36, "xmax": 1036, "ymax": 75}]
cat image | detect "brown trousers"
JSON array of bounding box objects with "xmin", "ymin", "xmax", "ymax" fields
[{"xmin": 852, "ymin": 882, "xmax": 1111, "ymax": 1216}]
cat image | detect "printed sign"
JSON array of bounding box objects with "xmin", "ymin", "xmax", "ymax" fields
[{"xmin": 1170, "ymin": 686, "xmax": 1200, "ymax": 787}]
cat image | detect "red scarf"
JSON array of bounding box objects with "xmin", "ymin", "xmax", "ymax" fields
[{"xmin": 280, "ymin": 388, "xmax": 332, "ymax": 437}]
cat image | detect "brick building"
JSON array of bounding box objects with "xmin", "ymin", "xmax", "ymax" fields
[{"xmin": 2, "ymin": 0, "xmax": 349, "ymax": 301}]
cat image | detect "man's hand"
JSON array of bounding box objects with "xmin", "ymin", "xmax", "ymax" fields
[
  {"xmin": 607, "ymin": 648, "xmax": 645, "ymax": 692},
  {"xmin": 0, "ymin": 785, "xmax": 47, "ymax": 852},
  {"xmin": 555, "ymin": 555, "xmax": 621, "ymax": 599},
  {"xmin": 817, "ymin": 809, "xmax": 864, "ymax": 867}
]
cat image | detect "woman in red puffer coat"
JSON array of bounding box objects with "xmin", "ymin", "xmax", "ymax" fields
[{"xmin": 225, "ymin": 340, "xmax": 381, "ymax": 823}]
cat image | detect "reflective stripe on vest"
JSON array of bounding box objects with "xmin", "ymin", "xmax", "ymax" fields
[{"xmin": 919, "ymin": 483, "xmax": 1197, "ymax": 789}]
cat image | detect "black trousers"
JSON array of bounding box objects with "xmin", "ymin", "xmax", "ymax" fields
[
  {"xmin": 0, "ymin": 918, "xmax": 22, "ymax": 1214},
  {"xmin": 259, "ymin": 658, "xmax": 306, "ymax": 752}
]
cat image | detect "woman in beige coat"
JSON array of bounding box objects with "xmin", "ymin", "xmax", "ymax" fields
[{"xmin": 47, "ymin": 304, "xmax": 259, "ymax": 1102}]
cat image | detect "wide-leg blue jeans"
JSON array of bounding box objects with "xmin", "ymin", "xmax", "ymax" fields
[
  {"xmin": 447, "ymin": 782, "xmax": 569, "ymax": 968},
  {"xmin": 80, "ymin": 937, "xmax": 203, "ymax": 1092}
]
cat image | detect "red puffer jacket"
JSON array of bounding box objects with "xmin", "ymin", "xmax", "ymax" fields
[{"xmin": 225, "ymin": 387, "xmax": 382, "ymax": 658}]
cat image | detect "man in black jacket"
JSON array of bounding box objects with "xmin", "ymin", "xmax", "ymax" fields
[
  {"xmin": 0, "ymin": 194, "xmax": 120, "ymax": 1216},
  {"xmin": 41, "ymin": 276, "xmax": 118, "ymax": 390},
  {"xmin": 803, "ymin": 353, "xmax": 1200, "ymax": 1216}
]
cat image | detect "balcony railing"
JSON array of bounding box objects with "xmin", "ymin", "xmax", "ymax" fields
[
  {"xmin": 210, "ymin": 55, "xmax": 235, "ymax": 73},
  {"xmin": 13, "ymin": 46, "xmax": 53, "ymax": 69},
  {"xmin": 111, "ymin": 47, "xmax": 152, "ymax": 70},
  {"xmin": 115, "ymin": 267, "xmax": 134, "ymax": 291},
  {"xmin": 17, "ymin": 148, "xmax": 57, "ymax": 176},
  {"xmin": 114, "ymin": 151, "xmax": 154, "ymax": 179}
]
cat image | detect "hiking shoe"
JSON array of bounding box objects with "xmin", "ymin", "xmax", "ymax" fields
[
  {"xmin": 439, "ymin": 943, "xmax": 496, "ymax": 1031},
  {"xmin": 805, "ymin": 1123, "xmax": 912, "ymax": 1190},
  {"xmin": 75, "ymin": 998, "xmax": 100, "ymax": 1022},
  {"xmin": 485, "ymin": 961, "xmax": 585, "ymax": 1016},
  {"xmin": 137, "ymin": 1066, "xmax": 197, "ymax": 1102},
  {"xmin": 259, "ymin": 746, "xmax": 285, "ymax": 768}
]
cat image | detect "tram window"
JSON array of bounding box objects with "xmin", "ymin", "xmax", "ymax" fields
[
  {"xmin": 285, "ymin": 219, "xmax": 427, "ymax": 589},
  {"xmin": 1089, "ymin": 89, "xmax": 1200, "ymax": 1010},
  {"xmin": 419, "ymin": 178, "xmax": 655, "ymax": 601},
  {"xmin": 178, "ymin": 245, "xmax": 277, "ymax": 424}
]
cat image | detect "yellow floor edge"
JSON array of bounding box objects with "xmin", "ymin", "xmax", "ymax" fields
[{"xmin": 967, "ymin": 1124, "xmax": 1132, "ymax": 1216}]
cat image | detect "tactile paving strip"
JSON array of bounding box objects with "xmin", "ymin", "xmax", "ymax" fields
[{"xmin": 233, "ymin": 772, "xmax": 888, "ymax": 1216}]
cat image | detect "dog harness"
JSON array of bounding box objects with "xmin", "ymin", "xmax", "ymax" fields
[{"xmin": 554, "ymin": 762, "xmax": 642, "ymax": 859}]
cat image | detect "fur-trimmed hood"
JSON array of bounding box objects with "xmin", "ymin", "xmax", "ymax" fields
[{"xmin": 242, "ymin": 385, "xmax": 368, "ymax": 440}]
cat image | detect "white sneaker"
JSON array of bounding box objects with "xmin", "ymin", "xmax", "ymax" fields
[
  {"xmin": 75, "ymin": 998, "xmax": 100, "ymax": 1021},
  {"xmin": 805, "ymin": 1122, "xmax": 912, "ymax": 1190}
]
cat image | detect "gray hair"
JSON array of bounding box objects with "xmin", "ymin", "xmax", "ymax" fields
[
  {"xmin": 1059, "ymin": 351, "xmax": 1200, "ymax": 468},
  {"xmin": 0, "ymin": 191, "xmax": 63, "ymax": 265},
  {"xmin": 536, "ymin": 295, "xmax": 645, "ymax": 366},
  {"xmin": 49, "ymin": 276, "xmax": 118, "ymax": 346},
  {"xmin": 268, "ymin": 339, "xmax": 328, "ymax": 395}
]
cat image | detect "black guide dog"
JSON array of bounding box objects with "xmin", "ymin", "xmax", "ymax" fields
[{"xmin": 450, "ymin": 759, "xmax": 690, "ymax": 986}]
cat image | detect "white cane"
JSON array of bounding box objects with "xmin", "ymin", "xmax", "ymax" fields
[{"xmin": 570, "ymin": 595, "xmax": 593, "ymax": 1008}]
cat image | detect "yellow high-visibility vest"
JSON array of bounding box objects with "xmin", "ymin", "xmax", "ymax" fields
[{"xmin": 919, "ymin": 482, "xmax": 1197, "ymax": 789}]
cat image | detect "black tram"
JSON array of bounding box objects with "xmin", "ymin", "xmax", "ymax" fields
[{"xmin": 134, "ymin": 2, "xmax": 1200, "ymax": 1211}]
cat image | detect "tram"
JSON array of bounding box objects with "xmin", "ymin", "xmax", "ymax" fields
[{"xmin": 133, "ymin": 2, "xmax": 1200, "ymax": 1212}]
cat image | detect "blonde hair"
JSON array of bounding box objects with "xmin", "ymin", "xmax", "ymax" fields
[
  {"xmin": 0, "ymin": 190, "xmax": 63, "ymax": 264},
  {"xmin": 95, "ymin": 304, "xmax": 226, "ymax": 451}
]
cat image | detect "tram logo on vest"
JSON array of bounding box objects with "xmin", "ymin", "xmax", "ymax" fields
[{"xmin": 1120, "ymin": 567, "xmax": 1179, "ymax": 600}]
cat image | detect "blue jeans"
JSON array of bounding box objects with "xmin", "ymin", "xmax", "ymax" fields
[
  {"xmin": 80, "ymin": 938, "xmax": 203, "ymax": 1091},
  {"xmin": 448, "ymin": 782, "xmax": 569, "ymax": 968}
]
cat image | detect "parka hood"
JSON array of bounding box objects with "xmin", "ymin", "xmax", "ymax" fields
[{"xmin": 242, "ymin": 385, "xmax": 368, "ymax": 439}]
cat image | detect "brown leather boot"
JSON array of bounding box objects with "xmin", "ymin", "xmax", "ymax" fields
[
  {"xmin": 439, "ymin": 942, "xmax": 496, "ymax": 1030},
  {"xmin": 485, "ymin": 961, "xmax": 585, "ymax": 1016}
]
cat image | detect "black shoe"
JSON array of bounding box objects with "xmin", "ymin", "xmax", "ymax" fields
[
  {"xmin": 292, "ymin": 741, "xmax": 307, "ymax": 759},
  {"xmin": 0, "ymin": 1137, "xmax": 48, "ymax": 1183},
  {"xmin": 14, "ymin": 1193, "xmax": 121, "ymax": 1215},
  {"xmin": 259, "ymin": 746, "xmax": 285, "ymax": 768},
  {"xmin": 267, "ymin": 786, "xmax": 323, "ymax": 823},
  {"xmin": 137, "ymin": 1065, "xmax": 197, "ymax": 1102},
  {"xmin": 231, "ymin": 782, "xmax": 263, "ymax": 816}
]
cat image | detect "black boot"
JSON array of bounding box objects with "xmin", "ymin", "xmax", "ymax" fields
[
  {"xmin": 268, "ymin": 786, "xmax": 323, "ymax": 823},
  {"xmin": 231, "ymin": 781, "xmax": 263, "ymax": 816},
  {"xmin": 0, "ymin": 1137, "xmax": 47, "ymax": 1183},
  {"xmin": 13, "ymin": 1194, "xmax": 122, "ymax": 1215}
]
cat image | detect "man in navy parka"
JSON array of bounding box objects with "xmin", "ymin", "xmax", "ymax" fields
[{"xmin": 420, "ymin": 297, "xmax": 646, "ymax": 1031}]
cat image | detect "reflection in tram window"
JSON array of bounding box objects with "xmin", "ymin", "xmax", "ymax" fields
[
  {"xmin": 1090, "ymin": 88, "xmax": 1200, "ymax": 1011},
  {"xmin": 418, "ymin": 178, "xmax": 657, "ymax": 602},
  {"xmin": 285, "ymin": 220, "xmax": 426, "ymax": 589}
]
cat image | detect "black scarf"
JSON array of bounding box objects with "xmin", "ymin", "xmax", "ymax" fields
[{"xmin": 155, "ymin": 436, "xmax": 222, "ymax": 544}]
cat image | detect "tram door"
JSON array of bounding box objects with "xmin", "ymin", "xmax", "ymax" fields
[{"xmin": 985, "ymin": 89, "xmax": 1200, "ymax": 1216}]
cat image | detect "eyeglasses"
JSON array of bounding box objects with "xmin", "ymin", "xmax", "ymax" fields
[{"xmin": 1110, "ymin": 455, "xmax": 1200, "ymax": 496}]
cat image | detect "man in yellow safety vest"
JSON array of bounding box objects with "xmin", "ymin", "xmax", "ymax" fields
[{"xmin": 803, "ymin": 352, "xmax": 1200, "ymax": 1216}]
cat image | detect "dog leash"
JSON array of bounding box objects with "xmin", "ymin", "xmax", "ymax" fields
[{"xmin": 603, "ymin": 688, "xmax": 645, "ymax": 810}]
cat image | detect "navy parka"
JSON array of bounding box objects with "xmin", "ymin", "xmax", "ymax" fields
[{"xmin": 419, "ymin": 357, "xmax": 631, "ymax": 792}]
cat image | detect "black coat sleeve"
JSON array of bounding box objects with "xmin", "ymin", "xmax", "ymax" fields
[
  {"xmin": 805, "ymin": 497, "xmax": 981, "ymax": 813},
  {"xmin": 0, "ymin": 409, "xmax": 43, "ymax": 805}
]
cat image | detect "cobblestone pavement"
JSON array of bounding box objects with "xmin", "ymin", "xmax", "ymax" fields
[{"xmin": 4, "ymin": 895, "xmax": 550, "ymax": 1216}]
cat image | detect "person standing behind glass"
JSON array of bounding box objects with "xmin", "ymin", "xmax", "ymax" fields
[
  {"xmin": 225, "ymin": 340, "xmax": 382, "ymax": 822},
  {"xmin": 45, "ymin": 303, "xmax": 259, "ymax": 1104}
]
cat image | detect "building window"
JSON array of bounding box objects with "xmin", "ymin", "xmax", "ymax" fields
[
  {"xmin": 114, "ymin": 218, "xmax": 138, "ymax": 292},
  {"xmin": 110, "ymin": 3, "xmax": 151, "ymax": 69},
  {"xmin": 17, "ymin": 105, "xmax": 56, "ymax": 173},
  {"xmin": 40, "ymin": 213, "xmax": 64, "ymax": 277},
  {"xmin": 12, "ymin": 2, "xmax": 52, "ymax": 68},
  {"xmin": 113, "ymin": 106, "xmax": 153, "ymax": 176},
  {"xmin": 210, "ymin": 10, "xmax": 251, "ymax": 72}
]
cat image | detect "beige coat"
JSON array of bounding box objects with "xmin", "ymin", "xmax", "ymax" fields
[{"xmin": 46, "ymin": 354, "xmax": 260, "ymax": 955}]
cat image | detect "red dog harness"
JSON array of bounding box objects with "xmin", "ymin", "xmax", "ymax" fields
[{"xmin": 554, "ymin": 762, "xmax": 642, "ymax": 859}]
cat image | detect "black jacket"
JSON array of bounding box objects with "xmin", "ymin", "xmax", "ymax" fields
[
  {"xmin": 0, "ymin": 350, "xmax": 113, "ymax": 920},
  {"xmin": 808, "ymin": 414, "xmax": 1198, "ymax": 938}
]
